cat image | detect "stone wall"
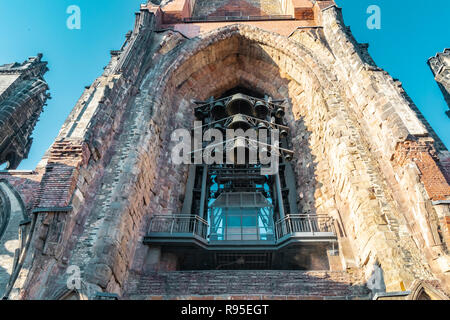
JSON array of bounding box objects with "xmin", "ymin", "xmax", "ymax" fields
[
  {"xmin": 125, "ymin": 270, "xmax": 371, "ymax": 300},
  {"xmin": 0, "ymin": 170, "xmax": 43, "ymax": 299},
  {"xmin": 319, "ymin": 6, "xmax": 449, "ymax": 292},
  {"xmin": 124, "ymin": 19, "xmax": 448, "ymax": 295},
  {"xmin": 192, "ymin": 0, "xmax": 283, "ymax": 17}
]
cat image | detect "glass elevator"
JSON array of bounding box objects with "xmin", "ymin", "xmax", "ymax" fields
[{"xmin": 144, "ymin": 88, "xmax": 336, "ymax": 270}]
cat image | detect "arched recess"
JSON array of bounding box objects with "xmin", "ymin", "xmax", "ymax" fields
[
  {"xmin": 140, "ymin": 24, "xmax": 343, "ymax": 215},
  {"xmin": 5, "ymin": 153, "xmax": 18, "ymax": 170},
  {"xmin": 0, "ymin": 151, "xmax": 17, "ymax": 171},
  {"xmin": 0, "ymin": 185, "xmax": 11, "ymax": 241},
  {"xmin": 128, "ymin": 24, "xmax": 352, "ymax": 277},
  {"xmin": 52, "ymin": 288, "xmax": 83, "ymax": 300},
  {"xmin": 0, "ymin": 180, "xmax": 28, "ymax": 298},
  {"xmin": 407, "ymin": 281, "xmax": 449, "ymax": 300},
  {"xmin": 72, "ymin": 24, "xmax": 426, "ymax": 296}
]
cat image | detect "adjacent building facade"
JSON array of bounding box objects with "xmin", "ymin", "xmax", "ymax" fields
[
  {"xmin": 428, "ymin": 49, "xmax": 450, "ymax": 118},
  {"xmin": 0, "ymin": 54, "xmax": 49, "ymax": 170},
  {"xmin": 0, "ymin": 1, "xmax": 449, "ymax": 300}
]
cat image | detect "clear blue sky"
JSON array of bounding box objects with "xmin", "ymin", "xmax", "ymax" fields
[{"xmin": 0, "ymin": 0, "xmax": 449, "ymax": 169}]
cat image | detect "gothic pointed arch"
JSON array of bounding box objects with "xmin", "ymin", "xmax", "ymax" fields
[
  {"xmin": 408, "ymin": 281, "xmax": 449, "ymax": 300},
  {"xmin": 0, "ymin": 180, "xmax": 29, "ymax": 298}
]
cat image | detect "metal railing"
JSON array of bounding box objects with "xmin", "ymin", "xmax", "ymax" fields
[
  {"xmin": 274, "ymin": 215, "xmax": 335, "ymax": 240},
  {"xmin": 148, "ymin": 214, "xmax": 209, "ymax": 239},
  {"xmin": 184, "ymin": 15, "xmax": 294, "ymax": 23},
  {"xmin": 147, "ymin": 214, "xmax": 335, "ymax": 244}
]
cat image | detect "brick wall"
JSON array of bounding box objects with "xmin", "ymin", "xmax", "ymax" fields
[
  {"xmin": 34, "ymin": 141, "xmax": 88, "ymax": 209},
  {"xmin": 125, "ymin": 270, "xmax": 371, "ymax": 300},
  {"xmin": 192, "ymin": 0, "xmax": 283, "ymax": 18},
  {"xmin": 392, "ymin": 140, "xmax": 450, "ymax": 201},
  {"xmin": 0, "ymin": 174, "xmax": 41, "ymax": 212}
]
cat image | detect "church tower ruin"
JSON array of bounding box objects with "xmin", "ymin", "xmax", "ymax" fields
[
  {"xmin": 429, "ymin": 49, "xmax": 450, "ymax": 118},
  {"xmin": 0, "ymin": 54, "xmax": 49, "ymax": 170},
  {"xmin": 1, "ymin": 1, "xmax": 449, "ymax": 300}
]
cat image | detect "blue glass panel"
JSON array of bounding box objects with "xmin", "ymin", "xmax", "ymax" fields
[
  {"xmin": 242, "ymin": 215, "xmax": 257, "ymax": 227},
  {"xmin": 227, "ymin": 216, "xmax": 241, "ymax": 227}
]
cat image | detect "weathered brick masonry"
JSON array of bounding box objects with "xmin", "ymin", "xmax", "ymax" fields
[
  {"xmin": 125, "ymin": 270, "xmax": 371, "ymax": 300},
  {"xmin": 392, "ymin": 139, "xmax": 450, "ymax": 201},
  {"xmin": 0, "ymin": 1, "xmax": 449, "ymax": 300}
]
